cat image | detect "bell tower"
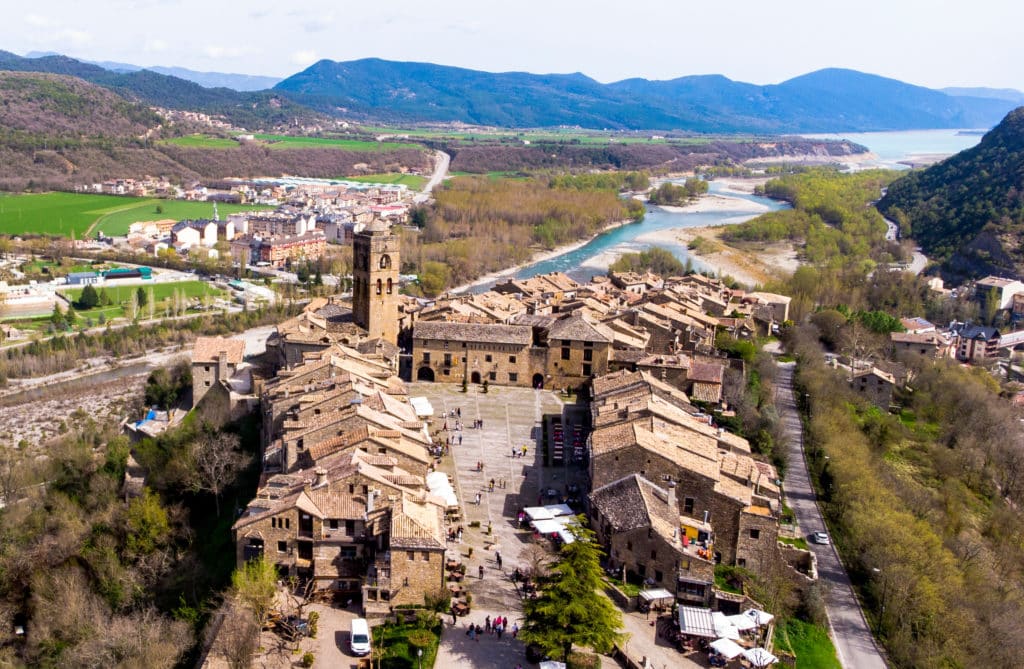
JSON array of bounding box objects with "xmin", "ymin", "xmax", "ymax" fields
[{"xmin": 353, "ymin": 220, "xmax": 400, "ymax": 343}]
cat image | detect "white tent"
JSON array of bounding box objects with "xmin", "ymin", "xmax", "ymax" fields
[
  {"xmin": 424, "ymin": 472, "xmax": 458, "ymax": 508},
  {"xmin": 425, "ymin": 472, "xmax": 449, "ymax": 489},
  {"xmin": 409, "ymin": 396, "xmax": 434, "ymax": 417},
  {"xmin": 524, "ymin": 506, "xmax": 555, "ymax": 521},
  {"xmin": 678, "ymin": 606, "xmax": 717, "ymax": 638},
  {"xmin": 727, "ymin": 613, "xmax": 758, "ymax": 632},
  {"xmin": 710, "ymin": 637, "xmax": 744, "ymax": 660},
  {"xmin": 531, "ymin": 518, "xmax": 564, "ymax": 534},
  {"xmin": 556, "ymin": 527, "xmax": 576, "ymax": 544},
  {"xmin": 546, "ymin": 503, "xmax": 574, "ymax": 516},
  {"xmin": 538, "ymin": 662, "xmax": 566, "ymax": 669},
  {"xmin": 639, "ymin": 588, "xmax": 674, "ymax": 603},
  {"xmin": 743, "ymin": 609, "xmax": 775, "ymax": 627},
  {"xmin": 742, "ymin": 647, "xmax": 779, "ymax": 667},
  {"xmin": 712, "ymin": 611, "xmax": 740, "ymax": 639}
]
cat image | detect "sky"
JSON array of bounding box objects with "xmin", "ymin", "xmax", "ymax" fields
[{"xmin": 2, "ymin": 0, "xmax": 1022, "ymax": 90}]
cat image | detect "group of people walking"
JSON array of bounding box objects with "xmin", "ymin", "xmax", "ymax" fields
[{"xmin": 465, "ymin": 614, "xmax": 517, "ymax": 641}]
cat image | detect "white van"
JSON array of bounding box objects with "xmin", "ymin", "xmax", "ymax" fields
[{"xmin": 350, "ymin": 618, "xmax": 371, "ymax": 656}]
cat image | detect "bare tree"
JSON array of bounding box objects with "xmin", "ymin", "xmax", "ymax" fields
[
  {"xmin": 188, "ymin": 432, "xmax": 250, "ymax": 516},
  {"xmin": 212, "ymin": 602, "xmax": 260, "ymax": 669}
]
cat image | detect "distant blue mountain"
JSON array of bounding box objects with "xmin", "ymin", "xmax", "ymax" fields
[
  {"xmin": 24, "ymin": 51, "xmax": 281, "ymax": 91},
  {"xmin": 275, "ymin": 59, "xmax": 1016, "ymax": 133}
]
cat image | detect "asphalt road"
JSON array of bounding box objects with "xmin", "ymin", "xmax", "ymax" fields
[
  {"xmin": 774, "ymin": 361, "xmax": 888, "ymax": 669},
  {"xmin": 414, "ymin": 150, "xmax": 451, "ymax": 203}
]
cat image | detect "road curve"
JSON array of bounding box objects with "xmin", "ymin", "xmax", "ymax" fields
[
  {"xmin": 422, "ymin": 150, "xmax": 451, "ymax": 196},
  {"xmin": 774, "ymin": 361, "xmax": 888, "ymax": 669}
]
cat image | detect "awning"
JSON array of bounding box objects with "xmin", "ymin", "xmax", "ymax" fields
[
  {"xmin": 538, "ymin": 662, "xmax": 566, "ymax": 669},
  {"xmin": 742, "ymin": 647, "xmax": 778, "ymax": 667},
  {"xmin": 712, "ymin": 612, "xmax": 740, "ymax": 640},
  {"xmin": 556, "ymin": 528, "xmax": 576, "ymax": 544},
  {"xmin": 743, "ymin": 608, "xmax": 775, "ymax": 627},
  {"xmin": 678, "ymin": 606, "xmax": 717, "ymax": 638},
  {"xmin": 639, "ymin": 588, "xmax": 674, "ymax": 602},
  {"xmin": 710, "ymin": 638, "xmax": 744, "ymax": 660},
  {"xmin": 547, "ymin": 503, "xmax": 574, "ymax": 516},
  {"xmin": 531, "ymin": 518, "xmax": 563, "ymax": 534},
  {"xmin": 524, "ymin": 506, "xmax": 555, "ymax": 521},
  {"xmin": 727, "ymin": 613, "xmax": 758, "ymax": 632},
  {"xmin": 409, "ymin": 396, "xmax": 434, "ymax": 417}
]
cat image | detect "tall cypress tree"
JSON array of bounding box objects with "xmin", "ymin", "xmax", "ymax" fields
[{"xmin": 520, "ymin": 520, "xmax": 625, "ymax": 661}]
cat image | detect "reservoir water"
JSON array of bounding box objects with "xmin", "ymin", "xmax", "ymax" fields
[{"xmin": 467, "ymin": 128, "xmax": 982, "ymax": 292}]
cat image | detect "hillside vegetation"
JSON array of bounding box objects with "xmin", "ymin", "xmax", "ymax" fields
[
  {"xmin": 0, "ymin": 72, "xmax": 430, "ymax": 191},
  {"xmin": 879, "ymin": 106, "xmax": 1024, "ymax": 279}
]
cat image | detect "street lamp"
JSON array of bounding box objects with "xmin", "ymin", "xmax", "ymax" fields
[{"xmin": 417, "ymin": 648, "xmax": 423, "ymax": 669}]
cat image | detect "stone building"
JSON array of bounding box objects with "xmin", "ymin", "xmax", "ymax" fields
[
  {"xmin": 192, "ymin": 336, "xmax": 246, "ymax": 407},
  {"xmin": 590, "ymin": 475, "xmax": 715, "ymax": 605},
  {"xmin": 412, "ymin": 321, "xmax": 534, "ymax": 385},
  {"xmin": 352, "ymin": 220, "xmax": 400, "ymax": 344}
]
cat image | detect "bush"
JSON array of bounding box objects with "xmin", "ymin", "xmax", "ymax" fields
[
  {"xmin": 300, "ymin": 651, "xmax": 315, "ymax": 667},
  {"xmin": 567, "ymin": 651, "xmax": 601, "ymax": 669}
]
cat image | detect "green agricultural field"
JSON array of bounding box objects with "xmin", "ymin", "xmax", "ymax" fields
[
  {"xmin": 60, "ymin": 280, "xmax": 227, "ymax": 321},
  {"xmin": 342, "ymin": 173, "xmax": 427, "ymax": 189},
  {"xmin": 161, "ymin": 134, "xmax": 241, "ymax": 148},
  {"xmin": 0, "ymin": 192, "xmax": 266, "ymax": 238},
  {"xmin": 253, "ymin": 134, "xmax": 419, "ymax": 151}
]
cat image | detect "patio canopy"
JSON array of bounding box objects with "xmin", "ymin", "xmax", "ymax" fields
[
  {"xmin": 742, "ymin": 647, "xmax": 779, "ymax": 667},
  {"xmin": 712, "ymin": 611, "xmax": 740, "ymax": 640},
  {"xmin": 726, "ymin": 613, "xmax": 758, "ymax": 632},
  {"xmin": 409, "ymin": 396, "xmax": 434, "ymax": 417},
  {"xmin": 639, "ymin": 588, "xmax": 674, "ymax": 602},
  {"xmin": 678, "ymin": 606, "xmax": 717, "ymax": 638},
  {"xmin": 710, "ymin": 638, "xmax": 745, "ymax": 660},
  {"xmin": 524, "ymin": 506, "xmax": 555, "ymax": 521},
  {"xmin": 532, "ymin": 518, "xmax": 565, "ymax": 534},
  {"xmin": 538, "ymin": 662, "xmax": 566, "ymax": 669},
  {"xmin": 743, "ymin": 608, "xmax": 775, "ymax": 627},
  {"xmin": 547, "ymin": 503, "xmax": 575, "ymax": 516},
  {"xmin": 556, "ymin": 527, "xmax": 576, "ymax": 544}
]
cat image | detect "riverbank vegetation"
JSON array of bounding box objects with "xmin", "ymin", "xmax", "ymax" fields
[
  {"xmin": 647, "ymin": 178, "xmax": 708, "ymax": 205},
  {"xmin": 608, "ymin": 246, "xmax": 685, "ymax": 276},
  {"xmin": 401, "ymin": 175, "xmax": 644, "ymax": 295}
]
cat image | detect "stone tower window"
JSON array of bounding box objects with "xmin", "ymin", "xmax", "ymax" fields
[
  {"xmin": 387, "ymin": 278, "xmax": 393, "ymax": 294},
  {"xmin": 376, "ymin": 278, "xmax": 382, "ymax": 295},
  {"xmin": 379, "ymin": 254, "xmax": 391, "ymax": 269}
]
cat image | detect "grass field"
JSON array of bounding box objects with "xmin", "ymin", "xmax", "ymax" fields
[
  {"xmin": 0, "ymin": 192, "xmax": 266, "ymax": 237},
  {"xmin": 253, "ymin": 134, "xmax": 420, "ymax": 151},
  {"xmin": 342, "ymin": 173, "xmax": 427, "ymax": 189},
  {"xmin": 60, "ymin": 280, "xmax": 227, "ymax": 321},
  {"xmin": 774, "ymin": 619, "xmax": 842, "ymax": 669},
  {"xmin": 161, "ymin": 135, "xmax": 240, "ymax": 148}
]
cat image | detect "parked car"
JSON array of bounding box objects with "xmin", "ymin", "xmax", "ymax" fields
[{"xmin": 811, "ymin": 531, "xmax": 830, "ymax": 545}]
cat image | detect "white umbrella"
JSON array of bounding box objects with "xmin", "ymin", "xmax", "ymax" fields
[
  {"xmin": 712, "ymin": 612, "xmax": 740, "ymax": 640},
  {"xmin": 710, "ymin": 637, "xmax": 744, "ymax": 659},
  {"xmin": 742, "ymin": 647, "xmax": 779, "ymax": 667},
  {"xmin": 743, "ymin": 608, "xmax": 775, "ymax": 626},
  {"xmin": 726, "ymin": 613, "xmax": 758, "ymax": 631}
]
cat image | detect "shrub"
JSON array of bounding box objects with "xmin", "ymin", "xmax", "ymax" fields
[{"xmin": 300, "ymin": 651, "xmax": 315, "ymax": 667}]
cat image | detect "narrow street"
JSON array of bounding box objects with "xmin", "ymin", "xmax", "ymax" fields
[{"xmin": 774, "ymin": 362, "xmax": 888, "ymax": 669}]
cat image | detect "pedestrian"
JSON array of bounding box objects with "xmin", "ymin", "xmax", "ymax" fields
[
  {"xmin": 479, "ymin": 564, "xmax": 484, "ymax": 579},
  {"xmin": 485, "ymin": 615, "xmax": 491, "ymax": 633},
  {"xmin": 512, "ymin": 447, "xmax": 516, "ymax": 458},
  {"xmin": 451, "ymin": 607, "xmax": 457, "ymax": 625},
  {"xmin": 496, "ymin": 622, "xmax": 503, "ymax": 639},
  {"xmin": 459, "ymin": 434, "xmax": 463, "ymax": 445},
  {"xmin": 496, "ymin": 551, "xmax": 503, "ymax": 569},
  {"xmin": 475, "ymin": 493, "xmax": 481, "ymax": 505},
  {"xmin": 443, "ymin": 420, "xmax": 448, "ymax": 431},
  {"xmin": 468, "ymin": 625, "xmax": 476, "ymax": 641},
  {"xmin": 489, "ymin": 478, "xmax": 495, "ymax": 491},
  {"xmin": 476, "ymin": 623, "xmax": 483, "ymax": 639},
  {"xmin": 512, "ymin": 622, "xmax": 519, "ymax": 639},
  {"xmin": 457, "ymin": 527, "xmax": 463, "ymax": 542},
  {"xmin": 457, "ymin": 407, "xmax": 461, "ymax": 418},
  {"xmin": 521, "ymin": 445, "xmax": 528, "ymax": 457}
]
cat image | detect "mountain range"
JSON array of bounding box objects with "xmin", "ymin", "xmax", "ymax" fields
[
  {"xmin": 1, "ymin": 50, "xmax": 1021, "ymax": 133},
  {"xmin": 274, "ymin": 58, "xmax": 1019, "ymax": 133}
]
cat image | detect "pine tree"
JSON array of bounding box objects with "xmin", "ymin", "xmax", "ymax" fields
[
  {"xmin": 520, "ymin": 521, "xmax": 625, "ymax": 661},
  {"xmin": 78, "ymin": 284, "xmax": 99, "ymax": 309}
]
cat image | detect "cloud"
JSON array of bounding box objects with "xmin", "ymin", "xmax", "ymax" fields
[
  {"xmin": 25, "ymin": 14, "xmax": 51, "ymax": 28},
  {"xmin": 302, "ymin": 13, "xmax": 334, "ymax": 33},
  {"xmin": 144, "ymin": 39, "xmax": 167, "ymax": 53},
  {"xmin": 290, "ymin": 50, "xmax": 318, "ymax": 67},
  {"xmin": 56, "ymin": 29, "xmax": 93, "ymax": 47},
  {"xmin": 203, "ymin": 45, "xmax": 247, "ymax": 59}
]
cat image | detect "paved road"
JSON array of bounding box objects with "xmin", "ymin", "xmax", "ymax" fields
[
  {"xmin": 774, "ymin": 362, "xmax": 887, "ymax": 669},
  {"xmin": 883, "ymin": 216, "xmax": 927, "ymax": 275},
  {"xmin": 415, "ymin": 150, "xmax": 451, "ymax": 202}
]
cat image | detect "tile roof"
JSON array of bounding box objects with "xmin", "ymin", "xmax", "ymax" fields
[
  {"xmin": 193, "ymin": 336, "xmax": 245, "ymax": 364},
  {"xmin": 590, "ymin": 474, "xmax": 677, "ymax": 537},
  {"xmin": 547, "ymin": 312, "xmax": 614, "ymax": 343},
  {"xmin": 688, "ymin": 361, "xmax": 724, "ymax": 384},
  {"xmin": 412, "ymin": 321, "xmax": 532, "ymax": 345}
]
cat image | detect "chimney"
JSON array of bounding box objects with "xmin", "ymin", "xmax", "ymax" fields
[
  {"xmin": 314, "ymin": 467, "xmax": 328, "ymax": 489},
  {"xmin": 666, "ymin": 480, "xmax": 677, "ymax": 510},
  {"xmin": 702, "ymin": 510, "xmax": 709, "ymax": 525}
]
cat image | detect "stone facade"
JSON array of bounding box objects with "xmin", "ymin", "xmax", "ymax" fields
[
  {"xmin": 192, "ymin": 336, "xmax": 245, "ymax": 407},
  {"xmin": 353, "ymin": 221, "xmax": 400, "ymax": 344}
]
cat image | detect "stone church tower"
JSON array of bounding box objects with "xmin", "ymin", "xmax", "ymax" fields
[{"xmin": 352, "ymin": 220, "xmax": 400, "ymax": 343}]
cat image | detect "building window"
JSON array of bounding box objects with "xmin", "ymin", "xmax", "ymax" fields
[
  {"xmin": 509, "ymin": 373, "xmax": 518, "ymax": 383},
  {"xmin": 423, "ymin": 352, "xmax": 430, "ymax": 363},
  {"xmin": 376, "ymin": 278, "xmax": 382, "ymax": 295},
  {"xmin": 407, "ymin": 551, "xmax": 415, "ymax": 561},
  {"xmin": 583, "ymin": 364, "xmax": 592, "ymax": 376},
  {"xmin": 650, "ymin": 549, "xmax": 657, "ymax": 560},
  {"xmin": 285, "ymin": 518, "xmax": 290, "ymax": 529},
  {"xmin": 386, "ymin": 278, "xmax": 392, "ymax": 294},
  {"xmin": 684, "ymin": 497, "xmax": 695, "ymax": 514},
  {"xmin": 204, "ymin": 365, "xmax": 210, "ymax": 372},
  {"xmin": 637, "ymin": 564, "xmax": 646, "ymax": 577},
  {"xmin": 297, "ymin": 438, "xmax": 304, "ymax": 451},
  {"xmin": 362, "ymin": 485, "xmax": 369, "ymax": 494},
  {"xmin": 444, "ymin": 353, "xmax": 452, "ymax": 366},
  {"xmin": 485, "ymin": 354, "xmax": 492, "ymax": 362},
  {"xmin": 509, "ymin": 356, "xmax": 516, "ymax": 363},
  {"xmin": 737, "ymin": 558, "xmax": 747, "ymax": 567},
  {"xmin": 626, "ymin": 541, "xmax": 632, "ymax": 551},
  {"xmin": 278, "ymin": 541, "xmax": 287, "ymax": 553},
  {"xmin": 561, "ymin": 347, "xmax": 571, "ymax": 360},
  {"xmin": 583, "ymin": 348, "xmax": 593, "ymax": 361},
  {"xmin": 443, "ymin": 369, "xmax": 450, "ymax": 376},
  {"xmin": 329, "ymin": 519, "xmax": 339, "ymax": 530},
  {"xmin": 489, "ymin": 371, "xmax": 496, "ymax": 381},
  {"xmin": 204, "ymin": 381, "xmax": 211, "ymax": 387},
  {"xmin": 422, "ymin": 552, "xmax": 430, "ymax": 561},
  {"xmin": 655, "ymin": 570, "xmax": 663, "ymax": 583},
  {"xmin": 349, "ymin": 484, "xmax": 355, "ymax": 494},
  {"xmin": 749, "ymin": 529, "xmax": 760, "ymax": 540}
]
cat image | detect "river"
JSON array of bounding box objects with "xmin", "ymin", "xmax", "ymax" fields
[{"xmin": 468, "ymin": 181, "xmax": 789, "ymax": 292}]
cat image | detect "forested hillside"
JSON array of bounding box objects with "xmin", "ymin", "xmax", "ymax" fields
[
  {"xmin": 879, "ymin": 107, "xmax": 1024, "ymax": 279},
  {"xmin": 0, "ymin": 72, "xmax": 429, "ymax": 190}
]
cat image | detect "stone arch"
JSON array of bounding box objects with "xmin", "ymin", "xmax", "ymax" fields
[
  {"xmin": 379, "ymin": 254, "xmax": 391, "ymax": 269},
  {"xmin": 376, "ymin": 278, "xmax": 382, "ymax": 295},
  {"xmin": 532, "ymin": 373, "xmax": 545, "ymax": 389},
  {"xmin": 417, "ymin": 367, "xmax": 435, "ymax": 382},
  {"xmin": 387, "ymin": 278, "xmax": 393, "ymax": 294},
  {"xmin": 470, "ymin": 371, "xmax": 481, "ymax": 384}
]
